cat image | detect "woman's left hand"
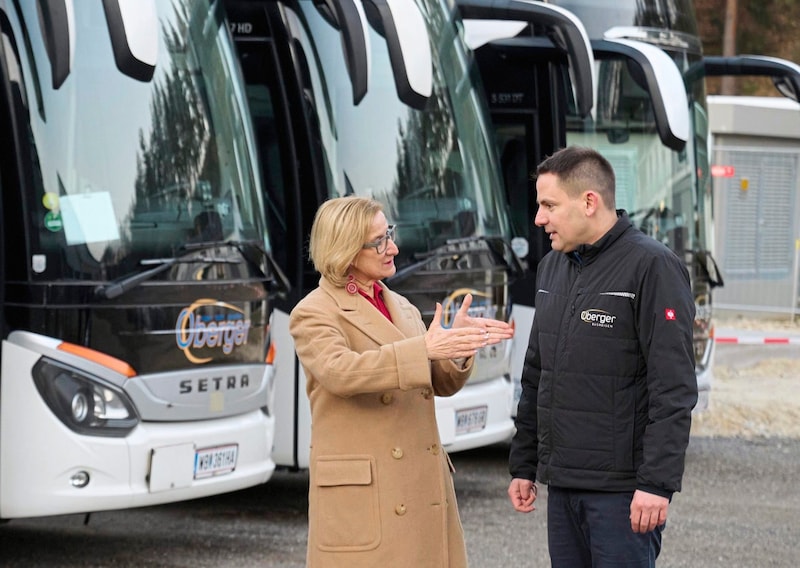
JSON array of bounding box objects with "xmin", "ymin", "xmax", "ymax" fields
[{"xmin": 452, "ymin": 293, "xmax": 514, "ymax": 345}]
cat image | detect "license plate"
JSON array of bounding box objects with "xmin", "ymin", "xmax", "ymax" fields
[
  {"xmin": 194, "ymin": 444, "xmax": 238, "ymax": 479},
  {"xmin": 456, "ymin": 406, "xmax": 487, "ymax": 435}
]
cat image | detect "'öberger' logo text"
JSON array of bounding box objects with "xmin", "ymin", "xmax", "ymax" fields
[
  {"xmin": 175, "ymin": 299, "xmax": 251, "ymax": 363},
  {"xmin": 580, "ymin": 309, "xmax": 617, "ymax": 329}
]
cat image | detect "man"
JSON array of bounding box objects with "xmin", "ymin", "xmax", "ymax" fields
[{"xmin": 508, "ymin": 146, "xmax": 698, "ymax": 567}]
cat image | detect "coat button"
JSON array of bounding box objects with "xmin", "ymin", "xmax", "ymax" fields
[
  {"xmin": 395, "ymin": 504, "xmax": 407, "ymax": 516},
  {"xmin": 391, "ymin": 447, "xmax": 404, "ymax": 459},
  {"xmin": 381, "ymin": 392, "xmax": 394, "ymax": 404},
  {"xmin": 429, "ymin": 443, "xmax": 440, "ymax": 455},
  {"xmin": 421, "ymin": 388, "xmax": 433, "ymax": 399}
]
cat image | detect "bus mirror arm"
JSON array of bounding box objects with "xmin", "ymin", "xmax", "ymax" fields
[
  {"xmin": 692, "ymin": 249, "xmax": 724, "ymax": 289},
  {"xmin": 101, "ymin": 0, "xmax": 157, "ymax": 83},
  {"xmin": 37, "ymin": 0, "xmax": 72, "ymax": 88},
  {"xmin": 363, "ymin": 0, "xmax": 433, "ymax": 110},
  {"xmin": 262, "ymin": 251, "xmax": 292, "ymax": 298},
  {"xmin": 701, "ymin": 55, "xmax": 800, "ymax": 103},
  {"xmin": 312, "ymin": 0, "xmax": 369, "ymax": 104},
  {"xmin": 456, "ymin": 0, "xmax": 595, "ymax": 118}
]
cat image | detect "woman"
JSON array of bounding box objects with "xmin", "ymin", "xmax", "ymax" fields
[{"xmin": 289, "ymin": 196, "xmax": 513, "ymax": 567}]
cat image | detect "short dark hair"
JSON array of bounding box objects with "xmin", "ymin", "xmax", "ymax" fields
[{"xmin": 537, "ymin": 146, "xmax": 616, "ymax": 209}]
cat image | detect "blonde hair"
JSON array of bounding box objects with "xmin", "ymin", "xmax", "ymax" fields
[{"xmin": 309, "ymin": 196, "xmax": 384, "ymax": 287}]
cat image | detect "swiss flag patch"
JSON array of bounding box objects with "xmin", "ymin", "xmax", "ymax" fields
[{"xmin": 665, "ymin": 308, "xmax": 676, "ymax": 321}]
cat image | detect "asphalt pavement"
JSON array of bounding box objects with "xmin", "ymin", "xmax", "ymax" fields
[
  {"xmin": 1, "ymin": 336, "xmax": 798, "ymax": 567},
  {"xmin": 2, "ymin": 434, "xmax": 798, "ymax": 567},
  {"xmin": 454, "ymin": 437, "xmax": 800, "ymax": 568}
]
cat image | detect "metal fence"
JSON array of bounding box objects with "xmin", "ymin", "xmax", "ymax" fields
[{"xmin": 712, "ymin": 145, "xmax": 800, "ymax": 318}]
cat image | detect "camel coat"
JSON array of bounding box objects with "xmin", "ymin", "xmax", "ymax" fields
[{"xmin": 289, "ymin": 277, "xmax": 472, "ymax": 567}]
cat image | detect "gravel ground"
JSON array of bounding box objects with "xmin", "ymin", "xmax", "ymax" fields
[
  {"xmin": 667, "ymin": 316, "xmax": 800, "ymax": 566},
  {"xmin": 713, "ymin": 315, "xmax": 800, "ymax": 332},
  {"xmin": 692, "ymin": 316, "xmax": 800, "ymax": 439}
]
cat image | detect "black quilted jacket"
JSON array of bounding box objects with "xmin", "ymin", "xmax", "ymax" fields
[{"xmin": 509, "ymin": 213, "xmax": 698, "ymax": 498}]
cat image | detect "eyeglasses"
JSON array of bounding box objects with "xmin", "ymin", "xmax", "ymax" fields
[{"xmin": 362, "ymin": 225, "xmax": 396, "ymax": 255}]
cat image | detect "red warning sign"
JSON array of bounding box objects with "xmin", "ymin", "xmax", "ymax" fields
[{"xmin": 711, "ymin": 165, "xmax": 735, "ymax": 178}]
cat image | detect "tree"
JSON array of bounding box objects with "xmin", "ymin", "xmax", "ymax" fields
[
  {"xmin": 696, "ymin": 0, "xmax": 800, "ymax": 96},
  {"xmin": 720, "ymin": 0, "xmax": 737, "ymax": 95}
]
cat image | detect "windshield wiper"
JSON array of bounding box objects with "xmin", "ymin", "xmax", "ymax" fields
[
  {"xmin": 186, "ymin": 239, "xmax": 292, "ymax": 298},
  {"xmin": 386, "ymin": 235, "xmax": 524, "ymax": 285},
  {"xmin": 93, "ymin": 238, "xmax": 252, "ymax": 300},
  {"xmin": 95, "ymin": 258, "xmax": 178, "ymax": 300},
  {"xmin": 94, "ymin": 239, "xmax": 292, "ymax": 301},
  {"xmin": 93, "ymin": 246, "xmax": 243, "ymax": 300}
]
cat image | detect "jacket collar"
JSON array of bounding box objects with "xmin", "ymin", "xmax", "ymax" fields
[
  {"xmin": 571, "ymin": 210, "xmax": 633, "ymax": 265},
  {"xmin": 318, "ymin": 277, "xmax": 417, "ymax": 344}
]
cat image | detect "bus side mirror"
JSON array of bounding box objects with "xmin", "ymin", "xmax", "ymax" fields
[
  {"xmin": 456, "ymin": 0, "xmax": 595, "ymax": 118},
  {"xmin": 311, "ymin": 0, "xmax": 370, "ymax": 104},
  {"xmin": 37, "ymin": 0, "xmax": 73, "ymax": 88},
  {"xmin": 606, "ymin": 128, "xmax": 629, "ymax": 144},
  {"xmin": 101, "ymin": 0, "xmax": 158, "ymax": 82},
  {"xmin": 773, "ymin": 76, "xmax": 798, "ymax": 102},
  {"xmin": 363, "ymin": 0, "xmax": 433, "ymax": 110},
  {"xmin": 595, "ymin": 36, "xmax": 690, "ymax": 152}
]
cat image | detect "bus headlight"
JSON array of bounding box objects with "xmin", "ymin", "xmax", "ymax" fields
[
  {"xmin": 32, "ymin": 359, "xmax": 139, "ymax": 437},
  {"xmin": 71, "ymin": 390, "xmax": 90, "ymax": 422}
]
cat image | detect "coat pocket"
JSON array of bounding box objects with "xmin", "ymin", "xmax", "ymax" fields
[{"xmin": 314, "ymin": 455, "xmax": 381, "ymax": 551}]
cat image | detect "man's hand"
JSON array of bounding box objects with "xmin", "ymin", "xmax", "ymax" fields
[
  {"xmin": 630, "ymin": 489, "xmax": 669, "ymax": 533},
  {"xmin": 508, "ymin": 478, "xmax": 537, "ymax": 513}
]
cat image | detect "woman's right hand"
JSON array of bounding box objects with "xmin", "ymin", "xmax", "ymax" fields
[{"xmin": 424, "ymin": 302, "xmax": 489, "ymax": 360}]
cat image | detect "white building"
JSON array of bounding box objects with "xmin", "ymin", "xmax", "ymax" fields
[{"xmin": 708, "ymin": 95, "xmax": 800, "ymax": 318}]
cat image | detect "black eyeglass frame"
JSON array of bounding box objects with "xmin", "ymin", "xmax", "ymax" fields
[{"xmin": 361, "ymin": 225, "xmax": 396, "ymax": 254}]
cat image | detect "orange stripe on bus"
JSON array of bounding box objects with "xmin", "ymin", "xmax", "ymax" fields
[{"xmin": 57, "ymin": 343, "xmax": 137, "ymax": 377}]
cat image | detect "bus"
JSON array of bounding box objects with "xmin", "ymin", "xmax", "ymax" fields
[
  {"xmin": 221, "ymin": 0, "xmax": 577, "ymax": 469},
  {"xmin": 459, "ymin": 0, "xmax": 800, "ymax": 412},
  {"xmin": 0, "ymin": 0, "xmax": 282, "ymax": 519}
]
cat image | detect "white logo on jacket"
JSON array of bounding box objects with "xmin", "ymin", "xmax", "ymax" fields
[{"xmin": 580, "ymin": 309, "xmax": 617, "ymax": 328}]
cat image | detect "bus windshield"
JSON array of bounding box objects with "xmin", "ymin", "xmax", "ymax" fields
[
  {"xmin": 567, "ymin": 55, "xmax": 700, "ymax": 256},
  {"xmin": 566, "ymin": 50, "xmax": 716, "ymax": 366},
  {"xmin": 14, "ymin": 1, "xmax": 268, "ymax": 282},
  {"xmin": 557, "ymin": 0, "xmax": 711, "ymax": 260},
  {"xmin": 294, "ymin": 0, "xmax": 510, "ymax": 265}
]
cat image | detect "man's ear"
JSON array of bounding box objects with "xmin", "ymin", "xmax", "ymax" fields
[{"xmin": 583, "ymin": 190, "xmax": 600, "ymax": 215}]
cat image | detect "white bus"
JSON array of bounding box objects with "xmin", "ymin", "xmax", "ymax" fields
[
  {"xmin": 459, "ymin": 0, "xmax": 800, "ymax": 413},
  {"xmin": 221, "ymin": 0, "xmax": 587, "ymax": 469},
  {"xmin": 0, "ymin": 0, "xmax": 283, "ymax": 519}
]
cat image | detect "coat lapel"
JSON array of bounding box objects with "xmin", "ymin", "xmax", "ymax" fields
[
  {"xmin": 318, "ymin": 278, "xmax": 420, "ymax": 345},
  {"xmin": 381, "ymin": 283, "xmax": 423, "ymax": 338}
]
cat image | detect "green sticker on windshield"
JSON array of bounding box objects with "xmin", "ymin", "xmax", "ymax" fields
[{"xmin": 44, "ymin": 211, "xmax": 63, "ymax": 232}]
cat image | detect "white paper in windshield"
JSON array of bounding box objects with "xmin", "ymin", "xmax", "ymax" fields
[{"xmin": 60, "ymin": 191, "xmax": 121, "ymax": 244}]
